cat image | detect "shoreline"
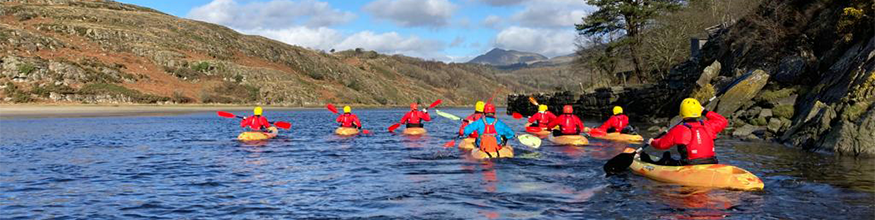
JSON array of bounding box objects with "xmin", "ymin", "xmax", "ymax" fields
[{"xmin": 0, "ymin": 103, "xmax": 475, "ymax": 119}]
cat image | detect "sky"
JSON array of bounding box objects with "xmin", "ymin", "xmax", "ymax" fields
[{"xmin": 116, "ymin": 0, "xmax": 594, "ymax": 63}]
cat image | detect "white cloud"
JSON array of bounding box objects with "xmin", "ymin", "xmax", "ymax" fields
[
  {"xmin": 336, "ymin": 31, "xmax": 446, "ymax": 57},
  {"xmin": 363, "ymin": 0, "xmax": 457, "ymax": 27},
  {"xmin": 244, "ymin": 27, "xmax": 343, "ymax": 51},
  {"xmin": 512, "ymin": 1, "xmax": 592, "ymax": 28},
  {"xmin": 187, "ymin": 0, "xmax": 356, "ymax": 29},
  {"xmin": 494, "ymin": 26, "xmax": 577, "ymax": 57},
  {"xmin": 481, "ymin": 15, "xmax": 502, "ymax": 29},
  {"xmin": 478, "ymin": 0, "xmax": 526, "ymax": 6}
]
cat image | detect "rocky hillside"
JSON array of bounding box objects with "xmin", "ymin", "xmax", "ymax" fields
[
  {"xmin": 510, "ymin": 0, "xmax": 874, "ymax": 156},
  {"xmin": 468, "ymin": 48, "xmax": 548, "ymax": 67},
  {"xmin": 0, "ymin": 0, "xmax": 532, "ymax": 106}
]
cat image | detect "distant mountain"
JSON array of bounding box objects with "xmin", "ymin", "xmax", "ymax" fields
[
  {"xmin": 467, "ymin": 48, "xmax": 548, "ymax": 66},
  {"xmin": 0, "ymin": 0, "xmax": 533, "ymax": 106}
]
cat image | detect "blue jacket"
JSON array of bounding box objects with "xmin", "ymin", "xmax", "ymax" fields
[{"xmin": 463, "ymin": 117, "xmax": 514, "ymax": 146}]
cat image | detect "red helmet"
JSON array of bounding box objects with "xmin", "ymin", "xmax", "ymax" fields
[
  {"xmin": 484, "ymin": 103, "xmax": 496, "ymax": 114},
  {"xmin": 563, "ymin": 105, "xmax": 574, "ymax": 114},
  {"xmin": 410, "ymin": 103, "xmax": 418, "ymax": 110}
]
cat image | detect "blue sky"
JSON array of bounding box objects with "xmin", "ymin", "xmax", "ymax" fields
[{"xmin": 116, "ymin": 0, "xmax": 593, "ymax": 62}]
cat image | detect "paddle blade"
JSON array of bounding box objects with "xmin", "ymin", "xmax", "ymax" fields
[
  {"xmin": 603, "ymin": 148, "xmax": 637, "ymax": 176},
  {"xmin": 525, "ymin": 127, "xmax": 543, "ymax": 133},
  {"xmin": 518, "ymin": 134, "xmax": 542, "ymax": 149},
  {"xmin": 443, "ymin": 140, "xmax": 456, "ymax": 148},
  {"xmin": 512, "ymin": 112, "xmax": 523, "ymax": 119},
  {"xmin": 528, "ymin": 96, "xmax": 539, "ymax": 106},
  {"xmin": 388, "ymin": 123, "xmax": 401, "ymax": 133},
  {"xmin": 217, "ymin": 111, "xmax": 237, "ymax": 118},
  {"xmin": 273, "ymin": 121, "xmax": 292, "ymax": 129},
  {"xmin": 428, "ymin": 99, "xmax": 442, "ymax": 109},
  {"xmin": 589, "ymin": 128, "xmax": 607, "ymax": 137},
  {"xmin": 326, "ymin": 104, "xmax": 339, "ymax": 114},
  {"xmin": 435, "ymin": 109, "xmax": 461, "ymax": 121},
  {"xmin": 362, "ymin": 129, "xmax": 371, "ymax": 135}
]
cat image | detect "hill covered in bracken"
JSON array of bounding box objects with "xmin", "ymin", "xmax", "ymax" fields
[{"xmin": 0, "ymin": 0, "xmax": 532, "ymax": 106}]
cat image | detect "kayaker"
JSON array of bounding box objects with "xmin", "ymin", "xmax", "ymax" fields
[
  {"xmin": 462, "ymin": 103, "xmax": 514, "ymax": 158},
  {"xmin": 458, "ymin": 101, "xmax": 486, "ymax": 138},
  {"xmin": 597, "ymin": 106, "xmax": 635, "ymax": 134},
  {"xmin": 525, "ymin": 104, "xmax": 556, "ymax": 130},
  {"xmin": 645, "ymin": 98, "xmax": 728, "ymax": 165},
  {"xmin": 399, "ymin": 103, "xmax": 431, "ymax": 128},
  {"xmin": 336, "ymin": 106, "xmax": 362, "ymax": 129},
  {"xmin": 241, "ymin": 106, "xmax": 271, "ymax": 131},
  {"xmin": 547, "ymin": 105, "xmax": 588, "ymax": 136}
]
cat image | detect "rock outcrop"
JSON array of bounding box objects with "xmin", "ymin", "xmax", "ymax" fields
[{"xmin": 507, "ymin": 0, "xmax": 875, "ymax": 156}]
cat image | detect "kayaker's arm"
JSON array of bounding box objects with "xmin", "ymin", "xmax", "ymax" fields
[
  {"xmin": 651, "ymin": 126, "xmax": 687, "ymax": 150},
  {"xmin": 703, "ymin": 110, "xmax": 728, "ymax": 134},
  {"xmin": 462, "ymin": 120, "xmax": 483, "ymax": 137}
]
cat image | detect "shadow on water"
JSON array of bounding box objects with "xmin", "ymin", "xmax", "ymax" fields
[{"xmin": 0, "ymin": 108, "xmax": 872, "ymax": 219}]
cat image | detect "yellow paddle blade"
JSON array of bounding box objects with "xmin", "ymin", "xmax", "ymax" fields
[
  {"xmin": 518, "ymin": 134, "xmax": 542, "ymax": 149},
  {"xmin": 528, "ymin": 96, "xmax": 539, "ymax": 105}
]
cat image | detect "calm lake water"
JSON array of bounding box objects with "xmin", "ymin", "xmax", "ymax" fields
[{"xmin": 1, "ymin": 108, "xmax": 872, "ymax": 219}]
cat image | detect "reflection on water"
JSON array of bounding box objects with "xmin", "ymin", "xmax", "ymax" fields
[{"xmin": 0, "ymin": 109, "xmax": 872, "ymax": 219}]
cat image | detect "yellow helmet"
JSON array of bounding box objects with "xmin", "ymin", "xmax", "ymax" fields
[
  {"xmin": 679, "ymin": 98, "xmax": 702, "ymax": 118},
  {"xmin": 343, "ymin": 106, "xmax": 352, "ymax": 113},
  {"xmin": 538, "ymin": 104, "xmax": 548, "ymax": 112},
  {"xmin": 475, "ymin": 101, "xmax": 486, "ymax": 112},
  {"xmin": 613, "ymin": 106, "xmax": 623, "ymax": 115},
  {"xmin": 254, "ymin": 106, "xmax": 263, "ymax": 116}
]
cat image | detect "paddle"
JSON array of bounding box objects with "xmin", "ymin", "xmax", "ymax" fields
[
  {"xmin": 588, "ymin": 127, "xmax": 607, "ymax": 137},
  {"xmin": 518, "ymin": 134, "xmax": 542, "ymax": 148},
  {"xmin": 326, "ymin": 104, "xmax": 370, "ymax": 134},
  {"xmin": 217, "ymin": 111, "xmax": 291, "ymax": 129},
  {"xmin": 389, "ymin": 99, "xmax": 442, "ymax": 133},
  {"xmin": 602, "ymin": 73, "xmax": 753, "ymax": 175},
  {"xmin": 511, "ymin": 112, "xmax": 524, "ymax": 119},
  {"xmin": 435, "ymin": 109, "xmax": 462, "ymax": 121}
]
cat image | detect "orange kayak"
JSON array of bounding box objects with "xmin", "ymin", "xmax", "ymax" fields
[
  {"xmin": 630, "ymin": 155, "xmax": 764, "ymax": 191},
  {"xmin": 458, "ymin": 138, "xmax": 476, "ymax": 150},
  {"xmin": 402, "ymin": 127, "xmax": 427, "ymax": 136},
  {"xmin": 592, "ymin": 133, "xmax": 644, "ymax": 143},
  {"xmin": 548, "ymin": 135, "xmax": 589, "ymax": 146},
  {"xmin": 335, "ymin": 127, "xmax": 360, "ymax": 136},
  {"xmin": 237, "ymin": 127, "xmax": 278, "ymax": 141},
  {"xmin": 471, "ymin": 145, "xmax": 514, "ymax": 159}
]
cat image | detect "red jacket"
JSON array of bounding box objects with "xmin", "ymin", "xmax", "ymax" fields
[
  {"xmin": 547, "ymin": 114, "xmax": 586, "ymax": 135},
  {"xmin": 400, "ymin": 110, "xmax": 431, "ymax": 124},
  {"xmin": 598, "ymin": 114, "xmax": 629, "ymax": 132},
  {"xmin": 528, "ymin": 112, "xmax": 557, "ymax": 128},
  {"xmin": 241, "ymin": 115, "xmax": 270, "ymax": 130},
  {"xmin": 336, "ymin": 113, "xmax": 361, "ymax": 128},
  {"xmin": 651, "ymin": 111, "xmax": 728, "ymax": 160},
  {"xmin": 459, "ymin": 112, "xmax": 484, "ymax": 137}
]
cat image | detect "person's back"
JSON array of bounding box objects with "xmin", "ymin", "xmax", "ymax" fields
[
  {"xmin": 547, "ymin": 105, "xmax": 586, "ymax": 136},
  {"xmin": 527, "ymin": 105, "xmax": 556, "ymax": 128},
  {"xmin": 336, "ymin": 106, "xmax": 361, "ymax": 128},
  {"xmin": 241, "ymin": 107, "xmax": 271, "ymax": 131},
  {"xmin": 598, "ymin": 106, "xmax": 629, "ymax": 133},
  {"xmin": 463, "ymin": 104, "xmax": 514, "ymax": 153},
  {"xmin": 648, "ymin": 98, "xmax": 728, "ymax": 165},
  {"xmin": 400, "ymin": 103, "xmax": 431, "ymax": 127}
]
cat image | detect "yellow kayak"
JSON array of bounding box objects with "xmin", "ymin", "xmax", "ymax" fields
[
  {"xmin": 548, "ymin": 135, "xmax": 589, "ymax": 146},
  {"xmin": 335, "ymin": 127, "xmax": 360, "ymax": 136},
  {"xmin": 237, "ymin": 127, "xmax": 278, "ymax": 141},
  {"xmin": 630, "ymin": 155, "xmax": 764, "ymax": 191},
  {"xmin": 592, "ymin": 133, "xmax": 644, "ymax": 143},
  {"xmin": 402, "ymin": 127, "xmax": 427, "ymax": 136},
  {"xmin": 458, "ymin": 137, "xmax": 476, "ymax": 150},
  {"xmin": 471, "ymin": 145, "xmax": 514, "ymax": 159}
]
